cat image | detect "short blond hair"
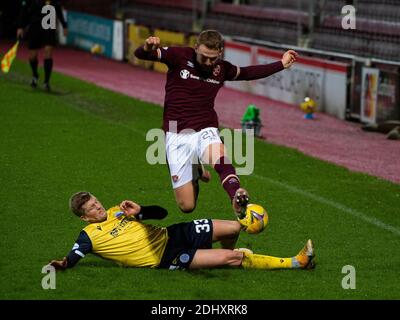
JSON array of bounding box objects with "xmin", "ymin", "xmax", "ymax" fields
[
  {"xmin": 197, "ymin": 30, "xmax": 224, "ymax": 50},
  {"xmin": 69, "ymin": 191, "xmax": 92, "ymax": 217}
]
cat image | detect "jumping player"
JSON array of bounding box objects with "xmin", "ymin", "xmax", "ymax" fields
[{"xmin": 134, "ymin": 30, "xmax": 298, "ymax": 217}]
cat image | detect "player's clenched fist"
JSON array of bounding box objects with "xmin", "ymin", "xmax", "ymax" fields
[
  {"xmin": 281, "ymin": 50, "xmax": 298, "ymax": 69},
  {"xmin": 144, "ymin": 36, "xmax": 161, "ymax": 52},
  {"xmin": 50, "ymin": 257, "xmax": 67, "ymax": 270},
  {"xmin": 119, "ymin": 200, "xmax": 141, "ymax": 216}
]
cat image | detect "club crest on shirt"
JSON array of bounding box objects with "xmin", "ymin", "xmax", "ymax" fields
[
  {"xmin": 179, "ymin": 253, "xmax": 190, "ymax": 263},
  {"xmin": 180, "ymin": 69, "xmax": 190, "ymax": 79},
  {"xmin": 213, "ymin": 65, "xmax": 221, "ymax": 77}
]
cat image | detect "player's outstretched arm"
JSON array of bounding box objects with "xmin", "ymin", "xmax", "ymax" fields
[
  {"xmin": 232, "ymin": 50, "xmax": 298, "ymax": 81},
  {"xmin": 138, "ymin": 205, "xmax": 168, "ymax": 220},
  {"xmin": 49, "ymin": 231, "xmax": 92, "ymax": 271},
  {"xmin": 119, "ymin": 200, "xmax": 168, "ymax": 220}
]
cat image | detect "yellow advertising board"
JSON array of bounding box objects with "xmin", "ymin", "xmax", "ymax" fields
[
  {"xmin": 187, "ymin": 34, "xmax": 198, "ymax": 48},
  {"xmin": 127, "ymin": 24, "xmax": 153, "ymax": 69},
  {"xmin": 153, "ymin": 29, "xmax": 186, "ymax": 73},
  {"xmin": 126, "ymin": 24, "xmax": 196, "ymax": 74}
]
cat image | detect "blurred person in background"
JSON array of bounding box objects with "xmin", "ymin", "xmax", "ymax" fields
[{"xmin": 16, "ymin": 0, "xmax": 68, "ymax": 91}]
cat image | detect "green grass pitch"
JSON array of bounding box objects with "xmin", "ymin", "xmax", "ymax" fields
[{"xmin": 0, "ymin": 61, "xmax": 399, "ymax": 300}]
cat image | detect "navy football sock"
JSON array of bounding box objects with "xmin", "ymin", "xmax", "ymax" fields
[
  {"xmin": 29, "ymin": 58, "xmax": 39, "ymax": 78},
  {"xmin": 44, "ymin": 58, "xmax": 53, "ymax": 84}
]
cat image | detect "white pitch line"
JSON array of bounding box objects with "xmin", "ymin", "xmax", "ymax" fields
[{"xmin": 253, "ymin": 173, "xmax": 400, "ymax": 237}]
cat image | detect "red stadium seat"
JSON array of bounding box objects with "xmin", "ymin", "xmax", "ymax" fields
[
  {"xmin": 127, "ymin": 0, "xmax": 202, "ymax": 12},
  {"xmin": 211, "ymin": 2, "xmax": 309, "ymax": 26}
]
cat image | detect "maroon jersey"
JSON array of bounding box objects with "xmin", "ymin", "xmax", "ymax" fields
[
  {"xmin": 158, "ymin": 47, "xmax": 237, "ymax": 132},
  {"xmin": 135, "ymin": 46, "xmax": 284, "ymax": 132}
]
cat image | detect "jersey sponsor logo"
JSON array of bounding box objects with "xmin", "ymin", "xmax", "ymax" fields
[
  {"xmin": 205, "ymin": 78, "xmax": 220, "ymax": 84},
  {"xmin": 180, "ymin": 69, "xmax": 190, "ymax": 79},
  {"xmin": 110, "ymin": 217, "xmax": 130, "ymax": 238},
  {"xmin": 213, "ymin": 65, "xmax": 221, "ymax": 77},
  {"xmin": 180, "ymin": 69, "xmax": 220, "ymax": 84}
]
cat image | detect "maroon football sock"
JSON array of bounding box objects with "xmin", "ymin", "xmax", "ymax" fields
[{"xmin": 214, "ymin": 156, "xmax": 240, "ymax": 200}]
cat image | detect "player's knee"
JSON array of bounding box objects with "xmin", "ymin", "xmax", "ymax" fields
[
  {"xmin": 232, "ymin": 220, "xmax": 242, "ymax": 235},
  {"xmin": 224, "ymin": 221, "xmax": 242, "ymax": 238},
  {"xmin": 224, "ymin": 220, "xmax": 241, "ymax": 238},
  {"xmin": 178, "ymin": 201, "xmax": 196, "ymax": 213}
]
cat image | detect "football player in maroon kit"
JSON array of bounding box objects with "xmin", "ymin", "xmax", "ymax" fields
[{"xmin": 135, "ymin": 30, "xmax": 297, "ymax": 218}]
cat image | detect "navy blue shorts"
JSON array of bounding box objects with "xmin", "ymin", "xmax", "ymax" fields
[{"xmin": 158, "ymin": 219, "xmax": 213, "ymax": 270}]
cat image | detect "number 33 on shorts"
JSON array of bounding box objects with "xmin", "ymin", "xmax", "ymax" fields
[{"xmin": 194, "ymin": 219, "xmax": 210, "ymax": 233}]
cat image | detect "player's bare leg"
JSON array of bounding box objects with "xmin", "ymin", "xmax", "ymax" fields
[
  {"xmin": 43, "ymin": 45, "xmax": 54, "ymax": 91},
  {"xmin": 211, "ymin": 219, "xmax": 241, "ymax": 249},
  {"xmin": 190, "ymin": 241, "xmax": 316, "ymax": 270},
  {"xmin": 29, "ymin": 49, "xmax": 39, "ymax": 88},
  {"xmin": 173, "ymin": 161, "xmax": 212, "ymax": 213},
  {"xmin": 202, "ymin": 142, "xmax": 249, "ymax": 217},
  {"xmin": 174, "ymin": 181, "xmax": 198, "ymax": 213},
  {"xmin": 189, "ymin": 249, "xmax": 243, "ymax": 269},
  {"xmin": 189, "ymin": 221, "xmax": 252, "ymax": 268},
  {"xmin": 198, "ymin": 161, "xmax": 211, "ymax": 182}
]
